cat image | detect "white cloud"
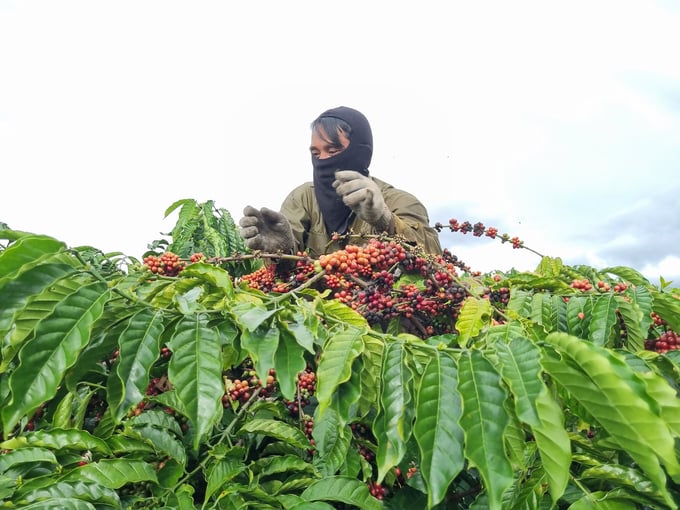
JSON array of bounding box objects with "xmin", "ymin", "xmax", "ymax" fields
[{"xmin": 640, "ymin": 256, "xmax": 680, "ymax": 286}]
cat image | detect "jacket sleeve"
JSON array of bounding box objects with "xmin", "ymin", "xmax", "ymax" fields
[
  {"xmin": 378, "ymin": 181, "xmax": 442, "ymax": 255},
  {"xmin": 279, "ymin": 184, "xmax": 312, "ymax": 254}
]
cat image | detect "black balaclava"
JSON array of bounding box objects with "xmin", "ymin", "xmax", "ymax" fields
[{"xmin": 312, "ymin": 106, "xmax": 373, "ymax": 235}]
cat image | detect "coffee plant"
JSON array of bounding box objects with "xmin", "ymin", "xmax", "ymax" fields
[
  {"xmin": 146, "ymin": 198, "xmax": 262, "ymax": 278},
  {"xmin": 1, "ymin": 200, "xmax": 680, "ymax": 509}
]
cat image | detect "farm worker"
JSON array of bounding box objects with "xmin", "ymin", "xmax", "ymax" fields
[{"xmin": 238, "ymin": 106, "xmax": 442, "ymax": 258}]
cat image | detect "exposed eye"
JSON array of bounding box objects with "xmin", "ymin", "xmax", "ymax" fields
[{"xmin": 310, "ymin": 149, "xmax": 320, "ymax": 158}]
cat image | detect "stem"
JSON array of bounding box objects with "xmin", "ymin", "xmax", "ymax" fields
[
  {"xmin": 82, "ymin": 382, "xmax": 108, "ymax": 392},
  {"xmin": 522, "ymin": 245, "xmax": 545, "ymax": 257},
  {"xmin": 71, "ymin": 249, "xmax": 141, "ymax": 304},
  {"xmin": 570, "ymin": 474, "xmax": 599, "ymax": 504},
  {"xmin": 212, "ymin": 251, "xmax": 305, "ymax": 265},
  {"xmin": 217, "ymin": 386, "xmax": 262, "ymax": 441},
  {"xmin": 433, "ymin": 220, "xmax": 546, "ymax": 259},
  {"xmin": 177, "ymin": 387, "xmax": 263, "ymax": 489},
  {"xmin": 400, "ymin": 316, "xmax": 430, "ymax": 338},
  {"xmin": 71, "ymin": 248, "xmax": 202, "ymax": 315},
  {"xmin": 271, "ymin": 269, "xmax": 327, "ymax": 304}
]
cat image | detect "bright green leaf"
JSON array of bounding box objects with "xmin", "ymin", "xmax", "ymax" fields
[
  {"xmin": 108, "ymin": 308, "xmax": 164, "ymax": 422},
  {"xmin": 301, "ymin": 475, "xmax": 382, "ymax": 510},
  {"xmin": 315, "ymin": 327, "xmax": 364, "ymax": 419},
  {"xmin": 414, "ymin": 350, "xmax": 464, "ymax": 508},
  {"xmin": 2, "ymin": 281, "xmax": 109, "ymax": 434},
  {"xmin": 167, "ymin": 313, "xmax": 223, "ymax": 450},
  {"xmin": 458, "ymin": 349, "xmax": 514, "ymax": 510}
]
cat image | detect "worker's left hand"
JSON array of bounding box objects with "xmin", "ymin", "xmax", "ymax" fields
[
  {"xmin": 238, "ymin": 206, "xmax": 295, "ymax": 253},
  {"xmin": 333, "ymin": 170, "xmax": 392, "ymax": 229}
]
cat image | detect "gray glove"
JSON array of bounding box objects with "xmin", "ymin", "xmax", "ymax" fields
[
  {"xmin": 332, "ymin": 170, "xmax": 393, "ymax": 230},
  {"xmin": 239, "ymin": 206, "xmax": 295, "ymax": 253}
]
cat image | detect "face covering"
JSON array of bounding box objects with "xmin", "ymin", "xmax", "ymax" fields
[{"xmin": 312, "ymin": 106, "xmax": 373, "ymax": 235}]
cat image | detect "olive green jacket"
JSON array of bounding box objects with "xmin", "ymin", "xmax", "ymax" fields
[{"xmin": 280, "ymin": 176, "xmax": 442, "ymax": 258}]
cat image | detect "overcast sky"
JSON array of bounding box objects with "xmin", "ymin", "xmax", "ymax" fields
[{"xmin": 1, "ymin": 1, "xmax": 679, "ymax": 285}]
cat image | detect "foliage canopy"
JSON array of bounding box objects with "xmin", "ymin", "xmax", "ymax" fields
[{"xmin": 1, "ymin": 199, "xmax": 680, "ymax": 509}]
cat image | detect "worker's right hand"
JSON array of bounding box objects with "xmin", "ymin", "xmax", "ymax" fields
[
  {"xmin": 238, "ymin": 206, "xmax": 295, "ymax": 253},
  {"xmin": 333, "ymin": 170, "xmax": 392, "ymax": 229}
]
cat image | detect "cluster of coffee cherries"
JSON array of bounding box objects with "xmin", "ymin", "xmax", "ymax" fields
[
  {"xmin": 220, "ymin": 359, "xmax": 319, "ymax": 451},
  {"xmin": 318, "ymin": 240, "xmax": 407, "ymax": 275},
  {"xmin": 486, "ymin": 286, "xmax": 510, "ymax": 307},
  {"xmin": 394, "ymin": 464, "xmax": 418, "ymax": 483},
  {"xmin": 145, "ymin": 375, "xmax": 171, "ymax": 397},
  {"xmin": 142, "ymin": 252, "xmax": 205, "ymax": 276},
  {"xmin": 240, "ymin": 239, "xmax": 473, "ymax": 337},
  {"xmin": 367, "ymin": 480, "xmax": 386, "ymax": 500},
  {"xmin": 125, "ymin": 372, "xmax": 177, "ymax": 418},
  {"xmin": 435, "ymin": 219, "xmax": 524, "ymax": 250},
  {"xmin": 347, "ymin": 421, "xmax": 388, "ymax": 499},
  {"xmin": 645, "ymin": 330, "xmax": 680, "ymax": 354},
  {"xmin": 570, "ymin": 278, "xmax": 631, "ymax": 293},
  {"xmin": 240, "ymin": 265, "xmax": 291, "ymax": 293},
  {"xmin": 651, "ymin": 312, "xmax": 666, "ymax": 326},
  {"xmin": 595, "ymin": 280, "xmax": 629, "ymax": 293},
  {"xmin": 284, "ymin": 367, "xmax": 317, "ymax": 416},
  {"xmin": 223, "ymin": 366, "xmax": 277, "ymax": 407},
  {"xmin": 350, "ymin": 422, "xmax": 377, "ymax": 463},
  {"xmin": 296, "ymin": 367, "xmax": 316, "ymax": 399},
  {"xmin": 570, "ymin": 278, "xmax": 594, "ymax": 292},
  {"xmin": 142, "ymin": 252, "xmax": 184, "ymax": 276}
]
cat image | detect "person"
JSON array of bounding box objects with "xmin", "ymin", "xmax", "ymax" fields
[{"xmin": 238, "ymin": 106, "xmax": 442, "ymax": 259}]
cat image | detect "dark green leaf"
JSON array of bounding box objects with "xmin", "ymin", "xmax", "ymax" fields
[
  {"xmin": 495, "ymin": 337, "xmax": 543, "ymax": 427},
  {"xmin": 601, "ymin": 266, "xmax": 652, "ymax": 287},
  {"xmin": 239, "ymin": 418, "xmax": 310, "ymax": 449},
  {"xmin": 0, "ymin": 447, "xmax": 57, "ymax": 474},
  {"xmin": 2, "ymin": 281, "xmax": 109, "ymax": 433},
  {"xmin": 543, "ymin": 332, "xmax": 680, "ymax": 506},
  {"xmin": 1, "ymin": 428, "xmax": 111, "ymax": 454},
  {"xmin": 312, "ymin": 408, "xmax": 351, "ymax": 477},
  {"xmin": 108, "ymin": 309, "xmax": 164, "ymax": 422},
  {"xmin": 274, "ymin": 326, "xmax": 307, "ymax": 401},
  {"xmin": 589, "ymin": 294, "xmax": 618, "ymax": 347},
  {"xmin": 232, "ymin": 301, "xmax": 277, "ymax": 331},
  {"xmin": 181, "ymin": 262, "xmax": 234, "ymax": 297},
  {"xmin": 614, "ymin": 295, "xmax": 645, "ymax": 352},
  {"xmin": 167, "ymin": 314, "xmax": 223, "ymax": 450},
  {"xmin": 19, "ymin": 480, "xmax": 121, "ymax": 507},
  {"xmin": 0, "ymin": 235, "xmax": 66, "ymax": 291},
  {"xmin": 531, "ymin": 388, "xmax": 571, "ymax": 503},
  {"xmin": 374, "ymin": 341, "xmax": 412, "ymax": 478},
  {"xmin": 0, "ymin": 262, "xmax": 75, "ymax": 347},
  {"xmin": 19, "ymin": 498, "xmax": 97, "ymax": 510},
  {"xmin": 205, "ymin": 456, "xmax": 246, "ymax": 502},
  {"xmin": 315, "ymin": 327, "xmax": 364, "ymax": 419},
  {"xmin": 330, "ymin": 357, "xmax": 362, "ymax": 427},
  {"xmin": 651, "ymin": 290, "xmax": 680, "ymax": 333},
  {"xmin": 62, "ymin": 458, "xmax": 158, "ymax": 488},
  {"xmin": 458, "ymin": 349, "xmax": 514, "ymax": 509},
  {"xmin": 301, "ymin": 475, "xmax": 383, "ymax": 510},
  {"xmin": 414, "ymin": 350, "xmax": 464, "ymax": 508},
  {"xmin": 1, "ymin": 272, "xmax": 85, "ymax": 373},
  {"xmin": 242, "ymin": 325, "xmax": 280, "ymax": 388}
]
